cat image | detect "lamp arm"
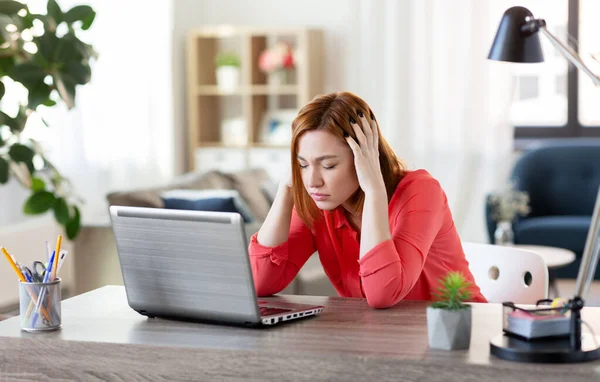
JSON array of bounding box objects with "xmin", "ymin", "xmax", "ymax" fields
[
  {"xmin": 575, "ymin": 185, "xmax": 600, "ymax": 297},
  {"xmin": 538, "ymin": 26, "xmax": 600, "ymax": 87}
]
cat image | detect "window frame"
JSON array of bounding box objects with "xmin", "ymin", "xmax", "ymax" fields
[{"xmin": 514, "ymin": 0, "xmax": 600, "ymax": 140}]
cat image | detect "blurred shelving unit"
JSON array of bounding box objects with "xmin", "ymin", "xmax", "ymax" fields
[{"xmin": 186, "ymin": 26, "xmax": 324, "ymax": 179}]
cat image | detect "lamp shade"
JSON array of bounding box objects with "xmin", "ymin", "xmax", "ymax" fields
[{"xmin": 488, "ymin": 6, "xmax": 544, "ymax": 63}]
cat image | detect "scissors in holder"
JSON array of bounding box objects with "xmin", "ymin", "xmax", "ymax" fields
[{"xmin": 31, "ymin": 261, "xmax": 47, "ymax": 282}]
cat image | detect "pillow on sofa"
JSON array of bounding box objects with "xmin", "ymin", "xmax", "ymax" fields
[{"xmin": 160, "ymin": 189, "xmax": 255, "ymax": 223}]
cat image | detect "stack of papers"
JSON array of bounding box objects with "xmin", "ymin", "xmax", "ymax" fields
[{"xmin": 505, "ymin": 309, "xmax": 571, "ymax": 339}]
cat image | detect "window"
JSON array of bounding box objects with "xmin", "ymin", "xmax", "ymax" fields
[{"xmin": 505, "ymin": 0, "xmax": 600, "ymax": 139}]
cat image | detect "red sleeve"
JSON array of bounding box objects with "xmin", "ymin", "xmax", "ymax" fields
[
  {"xmin": 357, "ymin": 178, "xmax": 445, "ymax": 308},
  {"xmin": 248, "ymin": 208, "xmax": 316, "ymax": 296}
]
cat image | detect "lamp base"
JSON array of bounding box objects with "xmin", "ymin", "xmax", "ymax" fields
[{"xmin": 490, "ymin": 333, "xmax": 600, "ymax": 363}]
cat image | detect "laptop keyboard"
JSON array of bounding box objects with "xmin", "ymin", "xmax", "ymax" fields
[{"xmin": 259, "ymin": 307, "xmax": 292, "ymax": 317}]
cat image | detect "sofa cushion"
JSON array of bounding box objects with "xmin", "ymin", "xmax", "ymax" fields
[
  {"xmin": 106, "ymin": 170, "xmax": 233, "ymax": 209},
  {"xmin": 160, "ymin": 189, "xmax": 255, "ymax": 222},
  {"xmin": 515, "ymin": 216, "xmax": 591, "ymax": 254},
  {"xmin": 224, "ymin": 168, "xmax": 273, "ymax": 221}
]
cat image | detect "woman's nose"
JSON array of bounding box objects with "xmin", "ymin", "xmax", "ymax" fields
[{"xmin": 308, "ymin": 168, "xmax": 324, "ymax": 188}]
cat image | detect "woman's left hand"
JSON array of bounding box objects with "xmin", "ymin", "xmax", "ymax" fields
[{"xmin": 346, "ymin": 112, "xmax": 385, "ymax": 195}]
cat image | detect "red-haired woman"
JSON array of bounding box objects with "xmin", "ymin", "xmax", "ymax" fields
[{"xmin": 249, "ymin": 92, "xmax": 486, "ymax": 308}]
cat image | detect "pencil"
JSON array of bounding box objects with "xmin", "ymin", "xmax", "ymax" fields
[
  {"xmin": 1, "ymin": 247, "xmax": 26, "ymax": 282},
  {"xmin": 52, "ymin": 235, "xmax": 62, "ymax": 280},
  {"xmin": 2, "ymin": 247, "xmax": 51, "ymax": 322}
]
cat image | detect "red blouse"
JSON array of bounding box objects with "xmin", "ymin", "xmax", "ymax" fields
[{"xmin": 248, "ymin": 169, "xmax": 487, "ymax": 308}]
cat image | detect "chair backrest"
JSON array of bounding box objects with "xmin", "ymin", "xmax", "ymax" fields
[
  {"xmin": 462, "ymin": 242, "xmax": 548, "ymax": 304},
  {"xmin": 511, "ymin": 141, "xmax": 600, "ymax": 217}
]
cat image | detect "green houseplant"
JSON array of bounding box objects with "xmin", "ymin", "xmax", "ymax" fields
[
  {"xmin": 427, "ymin": 271, "xmax": 473, "ymax": 350},
  {"xmin": 215, "ymin": 51, "xmax": 240, "ymax": 92},
  {"xmin": 0, "ymin": 0, "xmax": 97, "ymax": 240}
]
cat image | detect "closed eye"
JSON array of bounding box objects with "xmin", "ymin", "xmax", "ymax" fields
[
  {"xmin": 323, "ymin": 165, "xmax": 337, "ymax": 170},
  {"xmin": 299, "ymin": 164, "xmax": 308, "ymax": 169}
]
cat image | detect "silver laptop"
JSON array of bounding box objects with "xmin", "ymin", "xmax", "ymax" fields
[{"xmin": 109, "ymin": 205, "xmax": 324, "ymax": 327}]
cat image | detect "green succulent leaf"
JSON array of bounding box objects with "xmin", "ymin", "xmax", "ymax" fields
[
  {"xmin": 30, "ymin": 176, "xmax": 45, "ymax": 192},
  {"xmin": 53, "ymin": 197, "xmax": 69, "ymax": 224},
  {"xmin": 0, "ymin": 156, "xmax": 9, "ymax": 184},
  {"xmin": 23, "ymin": 190, "xmax": 56, "ymax": 214},
  {"xmin": 66, "ymin": 205, "xmax": 80, "ymax": 240},
  {"xmin": 0, "ymin": 1, "xmax": 26, "ymax": 16},
  {"xmin": 430, "ymin": 271, "xmax": 472, "ymax": 311},
  {"xmin": 64, "ymin": 5, "xmax": 95, "ymax": 30}
]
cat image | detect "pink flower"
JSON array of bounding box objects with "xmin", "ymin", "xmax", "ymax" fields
[{"xmin": 258, "ymin": 41, "xmax": 295, "ymax": 73}]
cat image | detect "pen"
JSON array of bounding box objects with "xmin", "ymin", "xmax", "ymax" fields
[{"xmin": 31, "ymin": 251, "xmax": 56, "ymax": 327}]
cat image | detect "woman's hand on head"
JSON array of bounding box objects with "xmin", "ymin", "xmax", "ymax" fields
[{"xmin": 345, "ymin": 111, "xmax": 385, "ymax": 195}]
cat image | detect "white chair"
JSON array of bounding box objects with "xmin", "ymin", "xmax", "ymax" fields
[{"xmin": 462, "ymin": 242, "xmax": 549, "ymax": 304}]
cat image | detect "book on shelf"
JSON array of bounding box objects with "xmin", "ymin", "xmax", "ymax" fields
[{"xmin": 505, "ymin": 309, "xmax": 571, "ymax": 340}]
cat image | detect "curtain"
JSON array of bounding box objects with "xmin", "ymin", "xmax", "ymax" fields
[
  {"xmin": 350, "ymin": 0, "xmax": 516, "ymax": 243},
  {"xmin": 0, "ymin": 0, "xmax": 175, "ymax": 226}
]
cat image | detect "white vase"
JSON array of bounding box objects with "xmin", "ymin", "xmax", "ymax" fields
[
  {"xmin": 216, "ymin": 66, "xmax": 240, "ymax": 92},
  {"xmin": 427, "ymin": 306, "xmax": 472, "ymax": 350},
  {"xmin": 494, "ymin": 220, "xmax": 514, "ymax": 246}
]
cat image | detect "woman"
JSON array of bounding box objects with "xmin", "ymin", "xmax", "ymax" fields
[{"xmin": 249, "ymin": 91, "xmax": 486, "ymax": 308}]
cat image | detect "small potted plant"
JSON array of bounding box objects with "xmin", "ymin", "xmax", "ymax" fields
[
  {"xmin": 487, "ymin": 182, "xmax": 530, "ymax": 246},
  {"xmin": 427, "ymin": 271, "xmax": 473, "ymax": 350},
  {"xmin": 258, "ymin": 41, "xmax": 295, "ymax": 85},
  {"xmin": 215, "ymin": 52, "xmax": 241, "ymax": 92}
]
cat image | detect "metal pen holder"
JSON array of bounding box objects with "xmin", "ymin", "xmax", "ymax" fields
[{"xmin": 19, "ymin": 277, "xmax": 61, "ymax": 332}]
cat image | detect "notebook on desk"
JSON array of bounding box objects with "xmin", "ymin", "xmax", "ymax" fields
[{"xmin": 109, "ymin": 206, "xmax": 324, "ymax": 327}]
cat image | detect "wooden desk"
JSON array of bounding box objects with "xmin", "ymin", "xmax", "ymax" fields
[{"xmin": 0, "ymin": 286, "xmax": 599, "ymax": 381}]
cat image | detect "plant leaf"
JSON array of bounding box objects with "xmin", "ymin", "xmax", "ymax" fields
[
  {"xmin": 64, "ymin": 5, "xmax": 95, "ymax": 30},
  {"xmin": 9, "ymin": 62, "xmax": 46, "ymax": 88},
  {"xmin": 9, "ymin": 143, "xmax": 35, "ymax": 173},
  {"xmin": 27, "ymin": 82, "xmax": 52, "ymax": 109},
  {"xmin": 8, "ymin": 143, "xmax": 34, "ymax": 162},
  {"xmin": 52, "ymin": 72, "xmax": 75, "ymax": 108},
  {"xmin": 0, "ymin": 1, "xmax": 26, "ymax": 16},
  {"xmin": 46, "ymin": 0, "xmax": 62, "ymax": 24},
  {"xmin": 0, "ymin": 156, "xmax": 9, "ymax": 184},
  {"xmin": 30, "ymin": 176, "xmax": 45, "ymax": 191},
  {"xmin": 23, "ymin": 190, "xmax": 56, "ymax": 214},
  {"xmin": 64, "ymin": 61, "xmax": 91, "ymax": 84},
  {"xmin": 66, "ymin": 205, "xmax": 80, "ymax": 240},
  {"xmin": 53, "ymin": 197, "xmax": 69, "ymax": 224}
]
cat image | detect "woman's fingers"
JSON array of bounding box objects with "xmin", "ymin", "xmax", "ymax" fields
[
  {"xmin": 358, "ymin": 112, "xmax": 373, "ymax": 147},
  {"xmin": 369, "ymin": 117, "xmax": 379, "ymax": 149},
  {"xmin": 351, "ymin": 119, "xmax": 367, "ymax": 147},
  {"xmin": 346, "ymin": 135, "xmax": 361, "ymax": 155}
]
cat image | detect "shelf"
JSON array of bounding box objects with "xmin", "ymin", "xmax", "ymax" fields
[
  {"xmin": 198, "ymin": 142, "xmax": 247, "ymax": 149},
  {"xmin": 196, "ymin": 86, "xmax": 245, "ymax": 95},
  {"xmin": 195, "ymin": 85, "xmax": 299, "ymax": 96},
  {"xmin": 249, "ymin": 85, "xmax": 298, "ymax": 95}
]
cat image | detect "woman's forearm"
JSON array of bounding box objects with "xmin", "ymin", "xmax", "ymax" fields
[
  {"xmin": 256, "ymin": 185, "xmax": 295, "ymax": 247},
  {"xmin": 360, "ymin": 185, "xmax": 392, "ymax": 258}
]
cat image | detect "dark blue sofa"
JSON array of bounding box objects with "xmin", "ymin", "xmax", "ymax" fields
[{"xmin": 486, "ymin": 140, "xmax": 600, "ymax": 279}]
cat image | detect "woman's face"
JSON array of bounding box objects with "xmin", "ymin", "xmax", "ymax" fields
[{"xmin": 296, "ymin": 130, "xmax": 359, "ymax": 210}]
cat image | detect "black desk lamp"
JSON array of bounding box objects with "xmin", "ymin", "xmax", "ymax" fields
[{"xmin": 488, "ymin": 6, "xmax": 600, "ymax": 363}]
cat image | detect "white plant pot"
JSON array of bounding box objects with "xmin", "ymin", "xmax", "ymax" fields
[
  {"xmin": 216, "ymin": 66, "xmax": 240, "ymax": 92},
  {"xmin": 426, "ymin": 306, "xmax": 472, "ymax": 350}
]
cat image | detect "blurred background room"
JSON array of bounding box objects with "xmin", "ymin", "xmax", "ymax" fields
[{"xmin": 1, "ymin": 0, "xmax": 599, "ymax": 317}]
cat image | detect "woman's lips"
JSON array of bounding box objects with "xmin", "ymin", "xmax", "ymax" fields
[{"xmin": 311, "ymin": 193, "xmax": 329, "ymax": 201}]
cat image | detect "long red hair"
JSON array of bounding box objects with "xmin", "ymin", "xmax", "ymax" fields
[{"xmin": 291, "ymin": 91, "xmax": 407, "ymax": 227}]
